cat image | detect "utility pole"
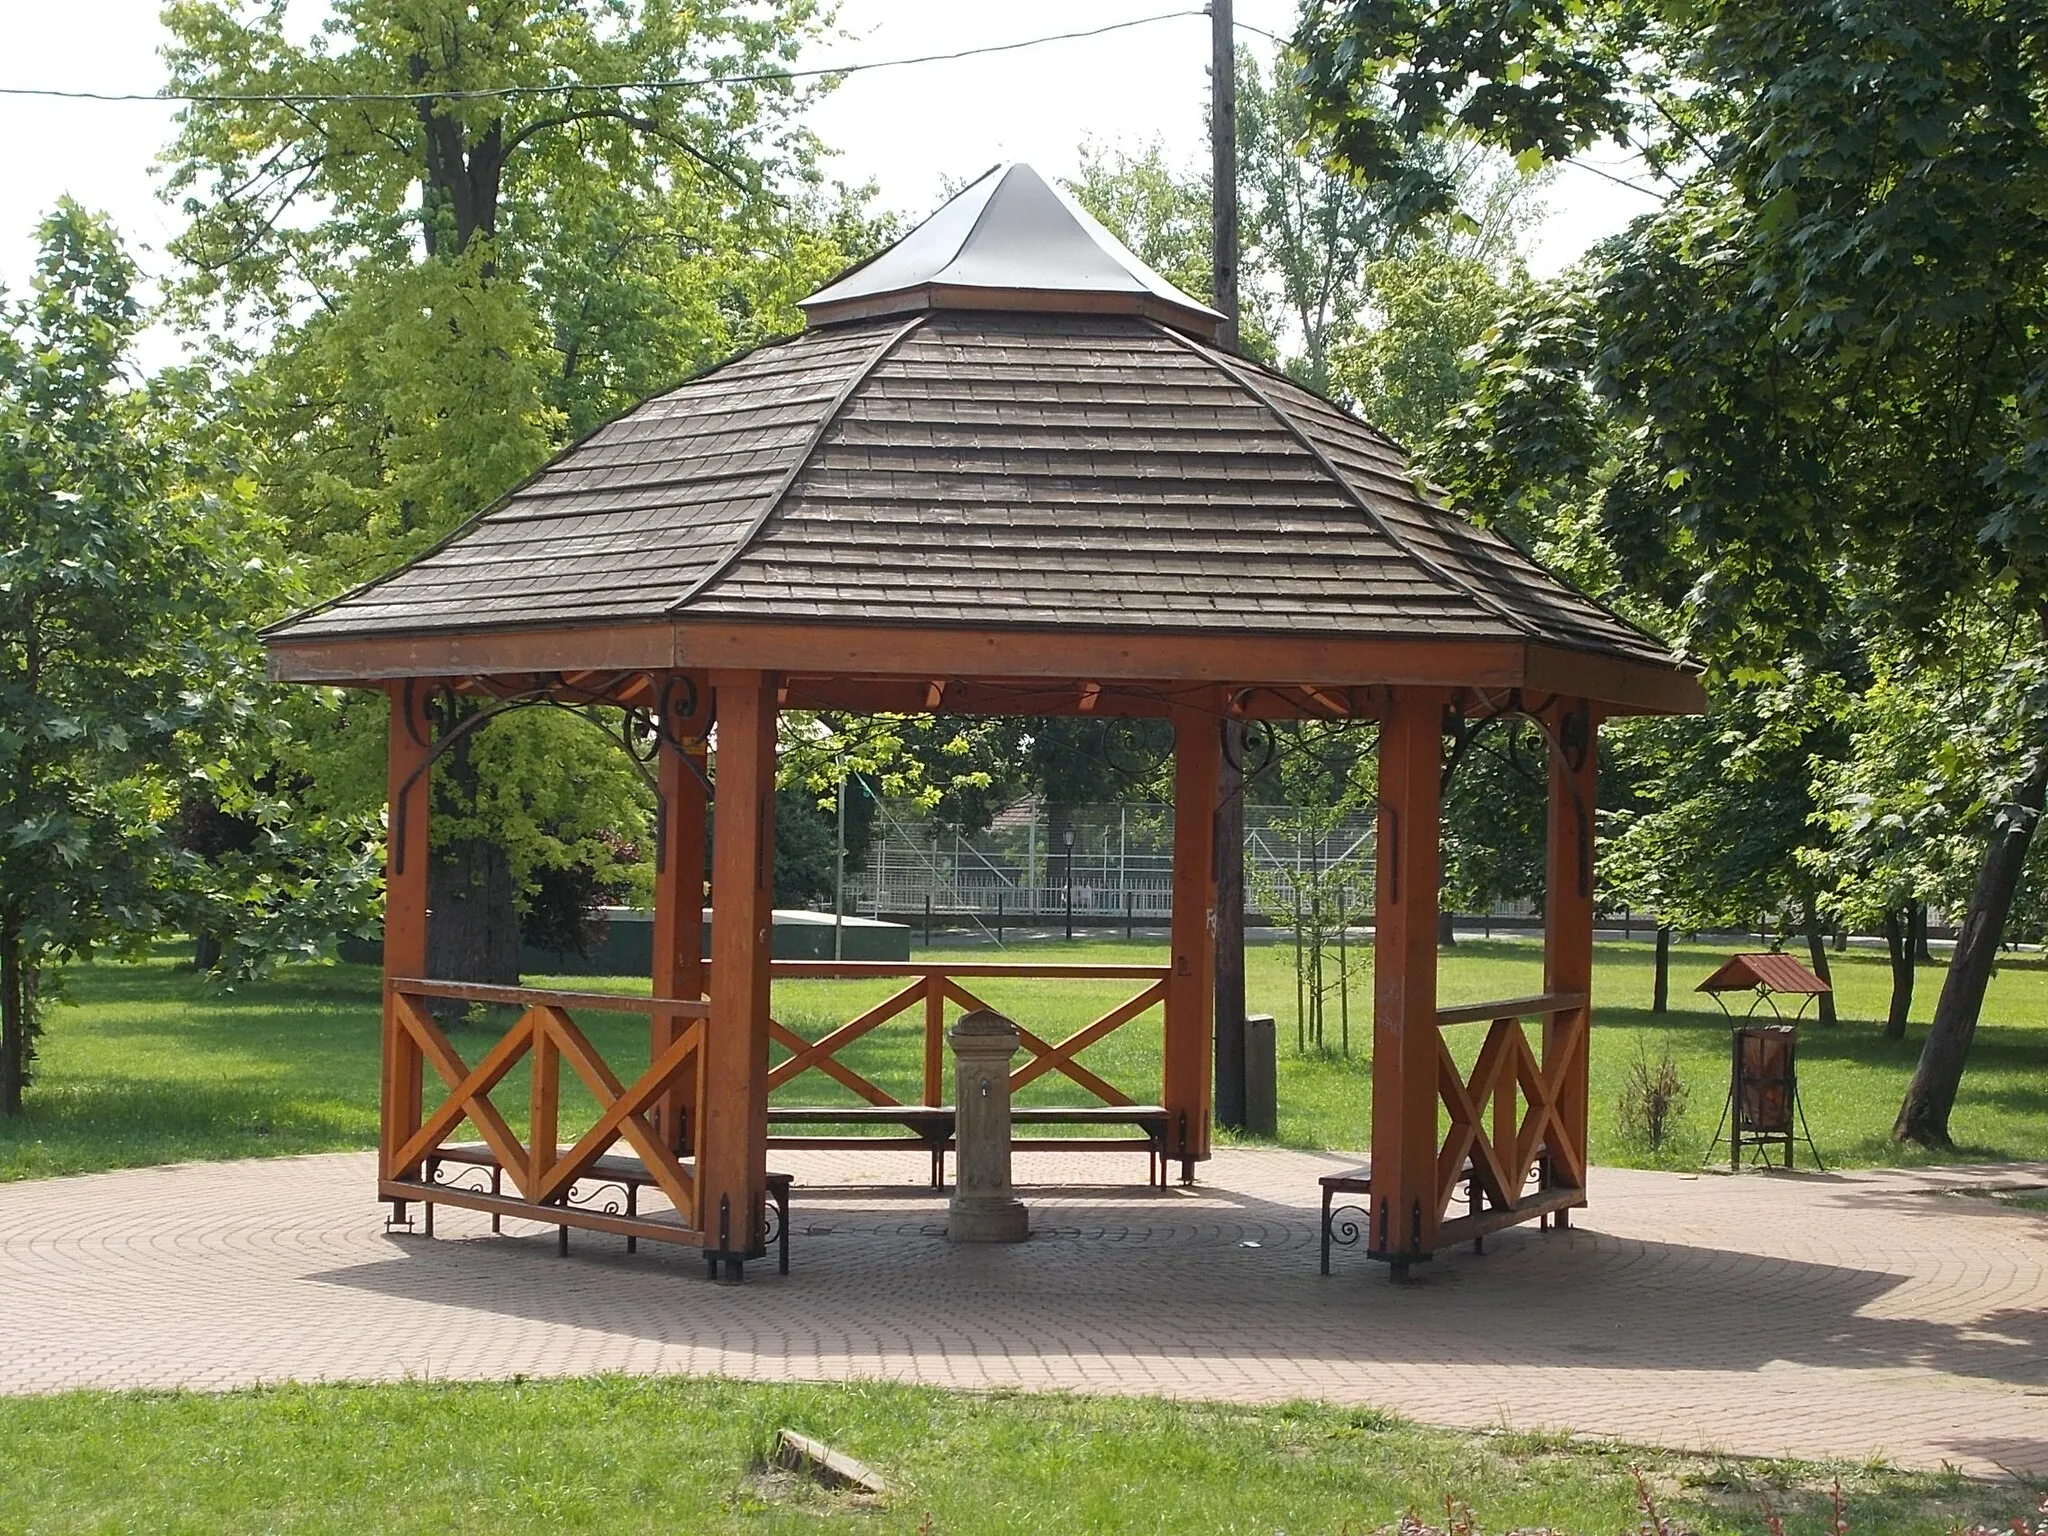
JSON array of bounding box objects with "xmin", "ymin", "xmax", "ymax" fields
[{"xmin": 1210, "ymin": 0, "xmax": 1249, "ymax": 1131}]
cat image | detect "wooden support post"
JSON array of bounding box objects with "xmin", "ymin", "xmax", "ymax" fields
[
  {"xmin": 381, "ymin": 683, "xmax": 433, "ymax": 1188},
  {"xmin": 652, "ymin": 675, "xmax": 708, "ymax": 1154},
  {"xmin": 1165, "ymin": 700, "xmax": 1220, "ymax": 1178},
  {"xmin": 1370, "ymin": 688, "xmax": 1447, "ymax": 1274},
  {"xmin": 702, "ymin": 670, "xmax": 777, "ymax": 1267},
  {"xmin": 1544, "ymin": 698, "xmax": 1598, "ymax": 1214}
]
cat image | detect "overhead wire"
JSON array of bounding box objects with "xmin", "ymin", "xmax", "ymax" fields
[{"xmin": 0, "ymin": 9, "xmax": 1212, "ymax": 106}]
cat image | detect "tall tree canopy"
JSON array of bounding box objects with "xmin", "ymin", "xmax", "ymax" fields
[
  {"xmin": 160, "ymin": 0, "xmax": 889, "ymax": 980},
  {"xmin": 0, "ymin": 204, "xmax": 266, "ymax": 1113},
  {"xmin": 1302, "ymin": 0, "xmax": 2048, "ymax": 1142}
]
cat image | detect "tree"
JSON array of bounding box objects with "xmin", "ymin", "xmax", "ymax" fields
[
  {"xmin": 161, "ymin": 0, "xmax": 884, "ymax": 982},
  {"xmin": 0, "ymin": 204, "xmax": 265, "ymax": 1113},
  {"xmin": 1305, "ymin": 0, "xmax": 2048, "ymax": 1143}
]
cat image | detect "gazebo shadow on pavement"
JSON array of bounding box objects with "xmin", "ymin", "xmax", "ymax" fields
[
  {"xmin": 302, "ymin": 1162, "xmax": 2048, "ymax": 1406},
  {"xmin": 264, "ymin": 163, "xmax": 1704, "ymax": 1284}
]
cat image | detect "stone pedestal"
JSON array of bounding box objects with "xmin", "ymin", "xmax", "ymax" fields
[{"xmin": 947, "ymin": 1008, "xmax": 1029, "ymax": 1243}]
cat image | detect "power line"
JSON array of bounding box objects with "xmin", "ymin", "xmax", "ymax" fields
[{"xmin": 0, "ymin": 10, "xmax": 1210, "ymax": 106}]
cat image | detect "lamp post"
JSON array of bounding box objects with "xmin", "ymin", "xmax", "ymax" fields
[{"xmin": 1063, "ymin": 827, "xmax": 1076, "ymax": 942}]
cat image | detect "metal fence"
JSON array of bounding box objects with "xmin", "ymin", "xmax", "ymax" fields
[{"xmin": 848, "ymin": 800, "xmax": 1378, "ymax": 922}]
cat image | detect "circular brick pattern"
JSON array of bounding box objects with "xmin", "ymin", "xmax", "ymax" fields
[{"xmin": 2, "ymin": 1146, "xmax": 2044, "ymax": 1475}]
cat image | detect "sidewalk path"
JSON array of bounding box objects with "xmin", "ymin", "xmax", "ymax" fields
[{"xmin": 2, "ymin": 1146, "xmax": 2043, "ymax": 1476}]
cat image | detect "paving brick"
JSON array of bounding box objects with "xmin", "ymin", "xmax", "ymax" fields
[{"xmin": 1, "ymin": 1148, "xmax": 2043, "ymax": 1476}]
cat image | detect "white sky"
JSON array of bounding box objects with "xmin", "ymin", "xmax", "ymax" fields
[{"xmin": 0, "ymin": 0, "xmax": 1659, "ymax": 354}]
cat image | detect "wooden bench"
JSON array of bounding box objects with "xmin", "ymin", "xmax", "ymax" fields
[
  {"xmin": 767, "ymin": 1103, "xmax": 1177, "ymax": 1188},
  {"xmin": 1320, "ymin": 1155, "xmax": 1558, "ymax": 1272},
  {"xmin": 421, "ymin": 1144, "xmax": 793, "ymax": 1277}
]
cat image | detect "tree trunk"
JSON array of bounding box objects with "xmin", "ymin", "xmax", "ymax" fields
[
  {"xmin": 0, "ymin": 905, "xmax": 24, "ymax": 1117},
  {"xmin": 1883, "ymin": 907, "xmax": 1914, "ymax": 1040},
  {"xmin": 1802, "ymin": 902, "xmax": 1838, "ymax": 1026},
  {"xmin": 192, "ymin": 932, "xmax": 223, "ymax": 972},
  {"xmin": 1911, "ymin": 901, "xmax": 1933, "ymax": 963},
  {"xmin": 426, "ymin": 837, "xmax": 521, "ymax": 1005},
  {"xmin": 1213, "ymin": 719, "xmax": 1247, "ymax": 1131},
  {"xmin": 1436, "ymin": 908, "xmax": 1457, "ymax": 946},
  {"xmin": 421, "ymin": 715, "xmax": 520, "ymax": 1012},
  {"xmin": 1894, "ymin": 740, "xmax": 2048, "ymax": 1145},
  {"xmin": 1653, "ymin": 924, "xmax": 1671, "ymax": 1013}
]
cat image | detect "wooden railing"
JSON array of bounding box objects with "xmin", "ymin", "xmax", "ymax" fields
[
  {"xmin": 1432, "ymin": 990, "xmax": 1589, "ymax": 1243},
  {"xmin": 383, "ymin": 979, "xmax": 710, "ymax": 1241},
  {"xmin": 765, "ymin": 961, "xmax": 1171, "ymax": 1108}
]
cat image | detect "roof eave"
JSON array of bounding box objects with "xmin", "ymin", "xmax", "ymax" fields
[{"xmin": 262, "ymin": 614, "xmax": 1702, "ymax": 716}]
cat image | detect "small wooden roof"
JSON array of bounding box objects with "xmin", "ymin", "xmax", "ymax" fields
[
  {"xmin": 265, "ymin": 166, "xmax": 1702, "ymax": 715},
  {"xmin": 1698, "ymin": 954, "xmax": 1831, "ymax": 996}
]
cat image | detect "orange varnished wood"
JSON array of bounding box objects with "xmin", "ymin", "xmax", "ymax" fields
[
  {"xmin": 702, "ymin": 669, "xmax": 777, "ymax": 1257},
  {"xmin": 1164, "ymin": 699, "xmax": 1221, "ymax": 1164},
  {"xmin": 535, "ymin": 1013, "xmax": 701, "ymax": 1219},
  {"xmin": 652, "ymin": 677, "xmax": 709, "ymax": 1152},
  {"xmin": 923, "ymin": 980, "xmax": 946, "ymax": 1106},
  {"xmin": 529, "ymin": 1009, "xmax": 563, "ymax": 1196},
  {"xmin": 1370, "ymin": 687, "xmax": 1449, "ymax": 1261},
  {"xmin": 391, "ymin": 978, "xmax": 707, "ymax": 1016},
  {"xmin": 769, "ymin": 961, "xmax": 1168, "ymax": 980},
  {"xmin": 1544, "ymin": 699, "xmax": 1598, "ymax": 1202},
  {"xmin": 766, "ymin": 978, "xmax": 927, "ymax": 1103},
  {"xmin": 391, "ymin": 990, "xmax": 532, "ymax": 1195},
  {"xmin": 1434, "ymin": 991, "xmax": 1589, "ymax": 1028},
  {"xmin": 381, "ymin": 683, "xmax": 433, "ymax": 1183}
]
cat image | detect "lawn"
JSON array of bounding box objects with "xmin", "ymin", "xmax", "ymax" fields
[
  {"xmin": 0, "ymin": 1375, "xmax": 2025, "ymax": 1535},
  {"xmin": 4, "ymin": 933, "xmax": 2046, "ymax": 1182}
]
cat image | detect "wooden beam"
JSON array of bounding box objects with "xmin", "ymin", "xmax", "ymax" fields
[
  {"xmin": 1524, "ymin": 642, "xmax": 1706, "ymax": 717},
  {"xmin": 701, "ymin": 669, "xmax": 777, "ymax": 1259},
  {"xmin": 269, "ymin": 623, "xmax": 1703, "ymax": 721},
  {"xmin": 381, "ymin": 683, "xmax": 433, "ymax": 1183},
  {"xmin": 1543, "ymin": 697, "xmax": 1598, "ymax": 1210},
  {"xmin": 1370, "ymin": 686, "xmax": 1449, "ymax": 1268},
  {"xmin": 653, "ymin": 670, "xmax": 710, "ymax": 1153},
  {"xmin": 1164, "ymin": 697, "xmax": 1221, "ymax": 1172}
]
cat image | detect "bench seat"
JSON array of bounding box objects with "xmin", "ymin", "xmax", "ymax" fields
[
  {"xmin": 766, "ymin": 1102, "xmax": 1175, "ymax": 1188},
  {"xmin": 419, "ymin": 1143, "xmax": 792, "ymax": 1276}
]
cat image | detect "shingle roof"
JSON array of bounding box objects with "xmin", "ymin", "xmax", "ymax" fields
[
  {"xmin": 272, "ymin": 309, "xmax": 1675, "ymax": 669},
  {"xmin": 268, "ymin": 163, "xmax": 1683, "ymax": 677}
]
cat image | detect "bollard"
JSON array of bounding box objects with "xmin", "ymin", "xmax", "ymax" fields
[
  {"xmin": 1244, "ymin": 1013, "xmax": 1278, "ymax": 1137},
  {"xmin": 947, "ymin": 1009, "xmax": 1029, "ymax": 1242}
]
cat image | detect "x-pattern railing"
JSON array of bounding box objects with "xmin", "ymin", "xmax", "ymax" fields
[
  {"xmin": 767, "ymin": 961, "xmax": 1170, "ymax": 1108},
  {"xmin": 388, "ymin": 979, "xmax": 708, "ymax": 1228},
  {"xmin": 1433, "ymin": 991, "xmax": 1589, "ymax": 1220}
]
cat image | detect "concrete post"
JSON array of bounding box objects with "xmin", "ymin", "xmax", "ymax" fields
[{"xmin": 947, "ymin": 1009, "xmax": 1029, "ymax": 1243}]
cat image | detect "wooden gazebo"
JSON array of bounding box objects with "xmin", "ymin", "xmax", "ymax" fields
[{"xmin": 266, "ymin": 164, "xmax": 1702, "ymax": 1280}]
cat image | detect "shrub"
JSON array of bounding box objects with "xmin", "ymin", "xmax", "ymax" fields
[{"xmin": 1617, "ymin": 1042, "xmax": 1691, "ymax": 1153}]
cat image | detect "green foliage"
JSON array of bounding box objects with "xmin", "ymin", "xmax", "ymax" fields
[
  {"xmin": 0, "ymin": 204, "xmax": 271, "ymax": 1107},
  {"xmin": 1297, "ymin": 0, "xmax": 1642, "ymax": 226},
  {"xmin": 157, "ymin": 1, "xmax": 902, "ymax": 959},
  {"xmin": 1330, "ymin": 248, "xmax": 1526, "ymax": 450}
]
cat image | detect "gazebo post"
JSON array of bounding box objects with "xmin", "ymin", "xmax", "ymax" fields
[
  {"xmin": 1165, "ymin": 700, "xmax": 1221, "ymax": 1181},
  {"xmin": 651, "ymin": 677, "xmax": 708, "ymax": 1154},
  {"xmin": 1543, "ymin": 698, "xmax": 1598, "ymax": 1221},
  {"xmin": 1369, "ymin": 687, "xmax": 1448, "ymax": 1278},
  {"xmin": 381, "ymin": 682, "xmax": 433, "ymax": 1207},
  {"xmin": 701, "ymin": 669, "xmax": 777, "ymax": 1276}
]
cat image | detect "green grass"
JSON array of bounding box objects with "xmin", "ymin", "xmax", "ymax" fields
[
  {"xmin": 5, "ymin": 933, "xmax": 2046, "ymax": 1182},
  {"xmin": 0, "ymin": 1375, "xmax": 2024, "ymax": 1535}
]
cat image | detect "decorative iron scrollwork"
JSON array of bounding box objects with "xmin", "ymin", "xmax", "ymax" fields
[{"xmin": 562, "ymin": 1179, "xmax": 630, "ymax": 1216}]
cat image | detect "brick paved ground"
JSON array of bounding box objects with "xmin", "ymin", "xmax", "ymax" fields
[{"xmin": 2, "ymin": 1147, "xmax": 2043, "ymax": 1476}]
